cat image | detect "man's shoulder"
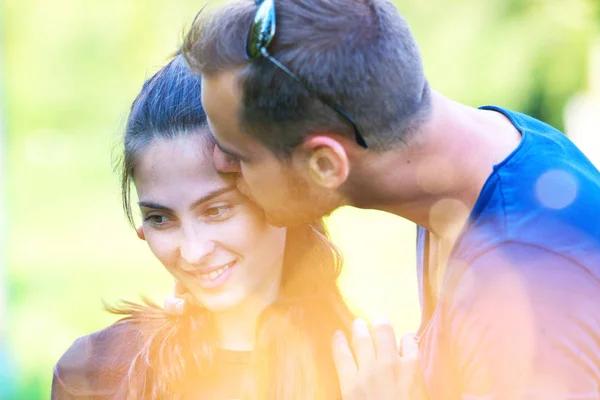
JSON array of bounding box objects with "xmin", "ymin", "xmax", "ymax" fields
[
  {"xmin": 462, "ymin": 104, "xmax": 600, "ymax": 270},
  {"xmin": 479, "ymin": 105, "xmax": 563, "ymax": 137},
  {"xmin": 52, "ymin": 320, "xmax": 143, "ymax": 398}
]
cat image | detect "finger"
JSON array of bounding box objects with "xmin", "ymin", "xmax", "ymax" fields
[
  {"xmin": 371, "ymin": 316, "xmax": 401, "ymax": 384},
  {"xmin": 174, "ymin": 280, "xmax": 187, "ymax": 296},
  {"xmin": 404, "ymin": 357, "xmax": 428, "ymax": 400},
  {"xmin": 164, "ymin": 294, "xmax": 185, "ymax": 316},
  {"xmin": 400, "ymin": 333, "xmax": 419, "ymax": 359},
  {"xmin": 332, "ymin": 330, "xmax": 358, "ymax": 397},
  {"xmin": 352, "ymin": 318, "xmax": 376, "ymax": 370},
  {"xmin": 398, "ymin": 350, "xmax": 426, "ymax": 399},
  {"xmin": 371, "ymin": 316, "xmax": 400, "ymax": 361}
]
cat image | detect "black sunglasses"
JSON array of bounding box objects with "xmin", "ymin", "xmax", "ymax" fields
[{"xmin": 244, "ymin": 0, "xmax": 368, "ymax": 149}]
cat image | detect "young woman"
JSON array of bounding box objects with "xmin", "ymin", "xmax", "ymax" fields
[{"xmin": 51, "ymin": 54, "xmax": 355, "ymax": 400}]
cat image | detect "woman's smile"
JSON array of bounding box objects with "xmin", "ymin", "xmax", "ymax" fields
[
  {"xmin": 186, "ymin": 260, "xmax": 238, "ymax": 290},
  {"xmin": 134, "ymin": 135, "xmax": 287, "ymax": 313}
]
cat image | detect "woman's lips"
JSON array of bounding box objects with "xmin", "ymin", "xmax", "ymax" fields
[{"xmin": 189, "ymin": 261, "xmax": 237, "ymax": 289}]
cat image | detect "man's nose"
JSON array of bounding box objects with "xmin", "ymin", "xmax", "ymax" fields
[{"xmin": 213, "ymin": 145, "xmax": 241, "ymax": 173}]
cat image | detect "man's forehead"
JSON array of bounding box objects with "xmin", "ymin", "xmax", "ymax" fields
[
  {"xmin": 202, "ymin": 70, "xmax": 242, "ymax": 104},
  {"xmin": 202, "ymin": 70, "xmax": 268, "ymax": 156},
  {"xmin": 202, "ymin": 75, "xmax": 242, "ymax": 136},
  {"xmin": 207, "ymin": 113, "xmax": 241, "ymax": 146}
]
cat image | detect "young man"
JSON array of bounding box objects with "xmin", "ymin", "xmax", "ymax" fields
[{"xmin": 175, "ymin": 0, "xmax": 600, "ymax": 397}]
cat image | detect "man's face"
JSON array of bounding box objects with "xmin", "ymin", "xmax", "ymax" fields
[{"xmin": 201, "ymin": 71, "xmax": 343, "ymax": 227}]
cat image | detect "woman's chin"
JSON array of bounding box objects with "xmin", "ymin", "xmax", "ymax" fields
[{"xmin": 193, "ymin": 290, "xmax": 246, "ymax": 314}]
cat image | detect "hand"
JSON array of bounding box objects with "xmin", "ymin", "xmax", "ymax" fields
[
  {"xmin": 332, "ymin": 318, "xmax": 428, "ymax": 400},
  {"xmin": 399, "ymin": 333, "xmax": 429, "ymax": 400},
  {"xmin": 163, "ymin": 280, "xmax": 201, "ymax": 315}
]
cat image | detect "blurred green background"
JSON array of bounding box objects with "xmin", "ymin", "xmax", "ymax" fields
[{"xmin": 1, "ymin": 0, "xmax": 599, "ymax": 398}]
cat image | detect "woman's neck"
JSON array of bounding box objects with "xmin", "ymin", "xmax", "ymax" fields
[{"xmin": 213, "ymin": 293, "xmax": 276, "ymax": 351}]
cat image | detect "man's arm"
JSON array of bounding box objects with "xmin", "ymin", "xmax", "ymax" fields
[{"xmin": 446, "ymin": 242, "xmax": 600, "ymax": 399}]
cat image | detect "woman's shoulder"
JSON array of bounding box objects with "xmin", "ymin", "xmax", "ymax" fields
[{"xmin": 52, "ymin": 320, "xmax": 144, "ymax": 399}]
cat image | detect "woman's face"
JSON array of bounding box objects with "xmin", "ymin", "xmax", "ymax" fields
[{"xmin": 133, "ymin": 134, "xmax": 287, "ymax": 313}]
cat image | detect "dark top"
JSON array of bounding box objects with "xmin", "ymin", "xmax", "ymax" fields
[
  {"xmin": 52, "ymin": 321, "xmax": 251, "ymax": 399},
  {"xmin": 416, "ymin": 106, "xmax": 600, "ymax": 399}
]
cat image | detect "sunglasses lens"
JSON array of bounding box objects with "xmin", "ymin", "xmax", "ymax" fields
[{"xmin": 246, "ymin": 0, "xmax": 276, "ymax": 59}]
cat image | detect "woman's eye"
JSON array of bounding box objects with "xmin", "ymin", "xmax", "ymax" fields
[
  {"xmin": 143, "ymin": 214, "xmax": 169, "ymax": 227},
  {"xmin": 205, "ymin": 205, "xmax": 233, "ymax": 219}
]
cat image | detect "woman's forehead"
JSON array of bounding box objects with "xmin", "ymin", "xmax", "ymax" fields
[
  {"xmin": 134, "ymin": 138, "xmax": 214, "ymax": 182},
  {"xmin": 134, "ymin": 136, "xmax": 239, "ymax": 200}
]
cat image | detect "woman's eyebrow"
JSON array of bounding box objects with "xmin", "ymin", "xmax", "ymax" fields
[
  {"xmin": 137, "ymin": 187, "xmax": 237, "ymax": 211},
  {"xmin": 189, "ymin": 187, "xmax": 237, "ymax": 209},
  {"xmin": 137, "ymin": 201, "xmax": 171, "ymax": 211}
]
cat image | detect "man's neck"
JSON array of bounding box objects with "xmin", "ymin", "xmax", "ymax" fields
[{"xmin": 348, "ymin": 91, "xmax": 521, "ymax": 244}]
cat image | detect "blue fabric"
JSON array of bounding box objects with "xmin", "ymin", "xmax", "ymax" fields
[{"xmin": 416, "ymin": 106, "xmax": 600, "ymax": 399}]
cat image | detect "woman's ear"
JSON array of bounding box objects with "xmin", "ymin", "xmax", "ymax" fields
[{"xmin": 136, "ymin": 225, "xmax": 146, "ymax": 241}]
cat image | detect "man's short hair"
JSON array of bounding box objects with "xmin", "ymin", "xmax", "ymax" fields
[{"xmin": 184, "ymin": 0, "xmax": 431, "ymax": 156}]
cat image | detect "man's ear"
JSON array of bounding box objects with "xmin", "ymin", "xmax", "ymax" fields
[
  {"xmin": 302, "ymin": 135, "xmax": 350, "ymax": 189},
  {"xmin": 136, "ymin": 225, "xmax": 146, "ymax": 241}
]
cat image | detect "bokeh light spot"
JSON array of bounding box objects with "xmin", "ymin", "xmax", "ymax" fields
[{"xmin": 535, "ymin": 169, "xmax": 578, "ymax": 210}]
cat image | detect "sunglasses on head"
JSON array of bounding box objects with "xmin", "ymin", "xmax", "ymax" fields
[{"xmin": 244, "ymin": 0, "xmax": 368, "ymax": 149}]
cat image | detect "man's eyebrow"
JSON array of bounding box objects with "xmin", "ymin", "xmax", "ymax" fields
[{"xmin": 138, "ymin": 187, "xmax": 237, "ymax": 211}]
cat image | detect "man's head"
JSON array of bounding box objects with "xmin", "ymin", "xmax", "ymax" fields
[{"xmin": 183, "ymin": 0, "xmax": 431, "ymax": 226}]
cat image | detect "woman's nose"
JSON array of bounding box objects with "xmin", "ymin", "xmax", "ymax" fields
[{"xmin": 179, "ymin": 229, "xmax": 216, "ymax": 267}]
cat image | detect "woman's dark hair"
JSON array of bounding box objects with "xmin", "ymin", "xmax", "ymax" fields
[
  {"xmin": 111, "ymin": 54, "xmax": 354, "ymax": 399},
  {"xmin": 120, "ymin": 54, "xmax": 210, "ymax": 226}
]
